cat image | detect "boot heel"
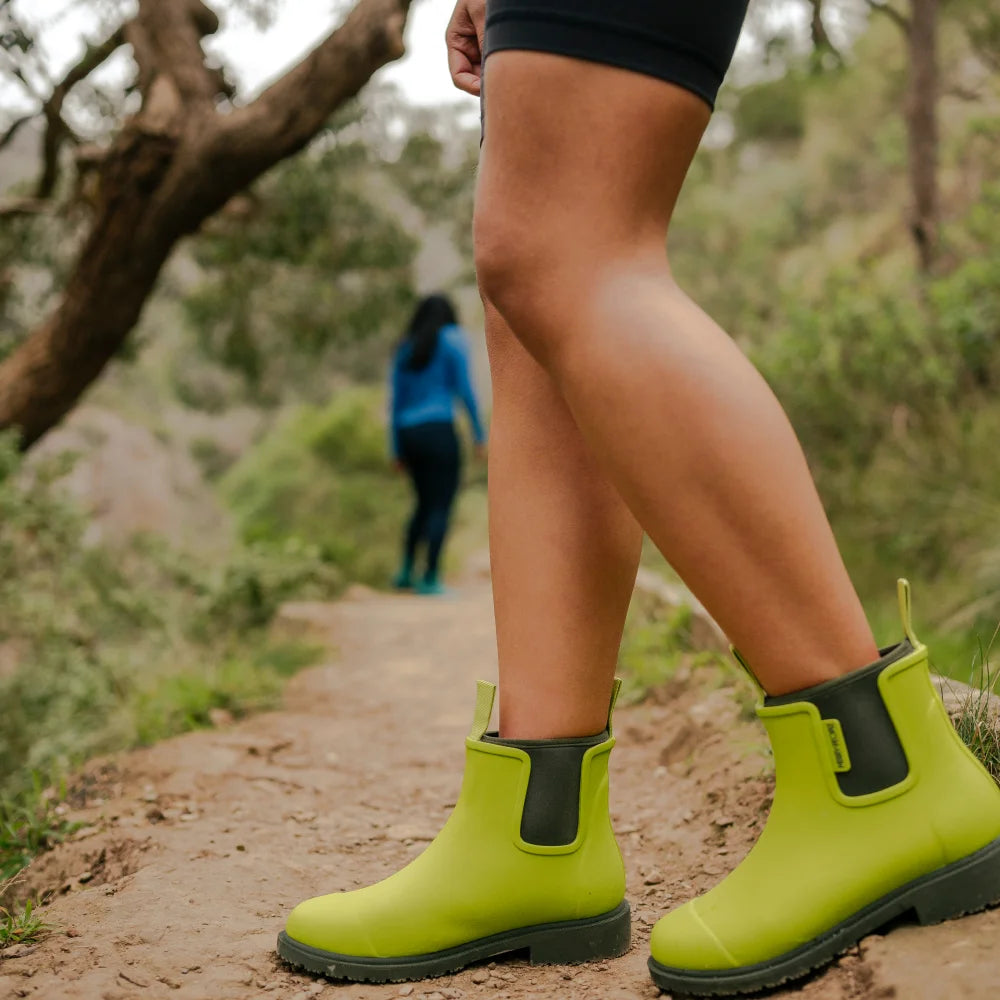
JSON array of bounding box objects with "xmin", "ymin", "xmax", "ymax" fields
[
  {"xmin": 911, "ymin": 835, "xmax": 1000, "ymax": 925},
  {"xmin": 528, "ymin": 901, "xmax": 631, "ymax": 964}
]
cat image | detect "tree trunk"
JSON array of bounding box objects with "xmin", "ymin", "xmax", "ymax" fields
[
  {"xmin": 906, "ymin": 0, "xmax": 939, "ymax": 272},
  {"xmin": 0, "ymin": 0, "xmax": 411, "ymax": 448}
]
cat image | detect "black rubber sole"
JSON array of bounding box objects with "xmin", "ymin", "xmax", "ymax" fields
[
  {"xmin": 649, "ymin": 833, "xmax": 1000, "ymax": 997},
  {"xmin": 277, "ymin": 899, "xmax": 631, "ymax": 983}
]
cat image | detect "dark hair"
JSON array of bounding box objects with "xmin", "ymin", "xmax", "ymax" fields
[{"xmin": 400, "ymin": 293, "xmax": 458, "ymax": 372}]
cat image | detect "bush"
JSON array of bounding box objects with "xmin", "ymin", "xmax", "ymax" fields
[
  {"xmin": 0, "ymin": 432, "xmax": 324, "ymax": 877},
  {"xmin": 222, "ymin": 390, "xmax": 413, "ymax": 587}
]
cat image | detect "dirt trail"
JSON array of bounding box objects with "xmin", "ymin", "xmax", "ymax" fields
[{"xmin": 3, "ymin": 569, "xmax": 999, "ymax": 1000}]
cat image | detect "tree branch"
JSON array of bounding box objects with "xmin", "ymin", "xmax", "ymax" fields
[
  {"xmin": 0, "ymin": 112, "xmax": 33, "ymax": 152},
  {"xmin": 0, "ymin": 196, "xmax": 48, "ymax": 219},
  {"xmin": 807, "ymin": 0, "xmax": 843, "ymax": 62},
  {"xmin": 124, "ymin": 0, "xmax": 224, "ymax": 113},
  {"xmin": 36, "ymin": 25, "xmax": 127, "ymax": 199},
  {"xmin": 865, "ymin": 0, "xmax": 912, "ymax": 35},
  {"xmin": 217, "ymin": 0, "xmax": 412, "ymax": 170}
]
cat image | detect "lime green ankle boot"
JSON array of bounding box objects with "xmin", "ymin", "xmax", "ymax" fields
[
  {"xmin": 278, "ymin": 681, "xmax": 630, "ymax": 981},
  {"xmin": 649, "ymin": 580, "xmax": 1000, "ymax": 996}
]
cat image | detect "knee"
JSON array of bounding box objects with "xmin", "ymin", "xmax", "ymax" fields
[{"xmin": 474, "ymin": 206, "xmax": 577, "ymax": 368}]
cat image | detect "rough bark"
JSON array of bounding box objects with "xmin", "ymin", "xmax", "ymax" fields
[
  {"xmin": 905, "ymin": 0, "xmax": 939, "ymax": 272},
  {"xmin": 866, "ymin": 0, "xmax": 940, "ymax": 272},
  {"xmin": 0, "ymin": 0, "xmax": 412, "ymax": 448}
]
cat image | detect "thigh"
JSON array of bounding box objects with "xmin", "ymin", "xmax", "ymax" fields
[{"xmin": 477, "ymin": 51, "xmax": 711, "ymax": 252}]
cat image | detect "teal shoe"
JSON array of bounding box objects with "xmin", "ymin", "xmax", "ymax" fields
[
  {"xmin": 392, "ymin": 568, "xmax": 414, "ymax": 590},
  {"xmin": 416, "ymin": 577, "xmax": 448, "ymax": 596}
]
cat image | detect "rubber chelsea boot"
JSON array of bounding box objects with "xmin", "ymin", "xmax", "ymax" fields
[
  {"xmin": 278, "ymin": 679, "xmax": 630, "ymax": 981},
  {"xmin": 649, "ymin": 580, "xmax": 1000, "ymax": 996}
]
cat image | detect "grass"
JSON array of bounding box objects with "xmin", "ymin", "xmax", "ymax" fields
[
  {"xmin": 0, "ymin": 892, "xmax": 48, "ymax": 949},
  {"xmin": 617, "ymin": 593, "xmax": 728, "ymax": 704},
  {"xmin": 951, "ymin": 627, "xmax": 1000, "ymax": 787},
  {"xmin": 0, "ymin": 790, "xmax": 79, "ymax": 884}
]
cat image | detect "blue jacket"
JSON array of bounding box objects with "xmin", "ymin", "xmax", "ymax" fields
[{"xmin": 389, "ymin": 324, "xmax": 485, "ymax": 458}]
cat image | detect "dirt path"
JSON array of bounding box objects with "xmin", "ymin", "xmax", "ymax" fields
[{"xmin": 3, "ymin": 569, "xmax": 999, "ymax": 1000}]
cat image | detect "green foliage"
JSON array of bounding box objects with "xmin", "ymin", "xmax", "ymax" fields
[
  {"xmin": 387, "ymin": 132, "xmax": 477, "ymax": 223},
  {"xmin": 734, "ymin": 73, "xmax": 807, "ymax": 144},
  {"xmin": 184, "ymin": 138, "xmax": 418, "ymax": 396},
  {"xmin": 0, "ymin": 897, "xmax": 47, "ymax": 948},
  {"xmin": 130, "ymin": 641, "xmax": 320, "ymax": 746},
  {"xmin": 0, "ymin": 789, "xmax": 78, "ymax": 883},
  {"xmin": 0, "ymin": 431, "xmax": 325, "ymax": 876},
  {"xmin": 617, "ymin": 598, "xmax": 726, "ymax": 704},
  {"xmin": 951, "ymin": 631, "xmax": 1000, "ymax": 785},
  {"xmin": 222, "ymin": 388, "xmax": 412, "ymax": 587}
]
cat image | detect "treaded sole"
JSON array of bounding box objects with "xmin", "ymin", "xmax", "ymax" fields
[
  {"xmin": 277, "ymin": 900, "xmax": 630, "ymax": 983},
  {"xmin": 648, "ymin": 834, "xmax": 1000, "ymax": 996}
]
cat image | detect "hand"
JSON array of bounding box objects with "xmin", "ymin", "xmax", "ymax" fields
[
  {"xmin": 393, "ymin": 459, "xmax": 405, "ymax": 474},
  {"xmin": 446, "ymin": 0, "xmax": 486, "ymax": 96},
  {"xmin": 474, "ymin": 442, "xmax": 487, "ymax": 461}
]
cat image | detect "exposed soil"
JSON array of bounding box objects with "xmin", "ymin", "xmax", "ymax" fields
[{"xmin": 3, "ymin": 567, "xmax": 999, "ymax": 1000}]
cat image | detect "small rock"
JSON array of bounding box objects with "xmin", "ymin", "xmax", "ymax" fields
[
  {"xmin": 1, "ymin": 943, "xmax": 38, "ymax": 960},
  {"xmin": 65, "ymin": 927, "xmax": 81, "ymax": 938},
  {"xmin": 471, "ymin": 970, "xmax": 490, "ymax": 984},
  {"xmin": 208, "ymin": 707, "xmax": 234, "ymax": 727},
  {"xmin": 236, "ymin": 844, "xmax": 246, "ymax": 852},
  {"xmin": 643, "ymin": 870, "xmax": 665, "ymax": 885},
  {"xmin": 398, "ymin": 986, "xmax": 415, "ymax": 997}
]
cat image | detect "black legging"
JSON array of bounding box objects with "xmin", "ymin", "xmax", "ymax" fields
[{"xmin": 398, "ymin": 421, "xmax": 461, "ymax": 580}]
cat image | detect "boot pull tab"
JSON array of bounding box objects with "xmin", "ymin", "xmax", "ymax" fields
[
  {"xmin": 731, "ymin": 646, "xmax": 765, "ymax": 700},
  {"xmin": 468, "ymin": 680, "xmax": 497, "ymax": 741},
  {"xmin": 897, "ymin": 578, "xmax": 920, "ymax": 646},
  {"xmin": 607, "ymin": 678, "xmax": 623, "ymax": 735}
]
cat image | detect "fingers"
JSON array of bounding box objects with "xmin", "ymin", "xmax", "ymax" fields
[
  {"xmin": 448, "ymin": 45, "xmax": 482, "ymax": 96},
  {"xmin": 446, "ymin": 1, "xmax": 485, "ymax": 95}
]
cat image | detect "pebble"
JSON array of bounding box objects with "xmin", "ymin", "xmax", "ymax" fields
[
  {"xmin": 471, "ymin": 970, "xmax": 490, "ymax": 984},
  {"xmin": 643, "ymin": 870, "xmax": 664, "ymax": 885},
  {"xmin": 398, "ymin": 987, "xmax": 414, "ymax": 997}
]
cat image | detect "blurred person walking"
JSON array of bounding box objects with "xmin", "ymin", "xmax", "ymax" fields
[{"xmin": 389, "ymin": 293, "xmax": 485, "ymax": 595}]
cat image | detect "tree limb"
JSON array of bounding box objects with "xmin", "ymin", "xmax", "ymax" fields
[
  {"xmin": 865, "ymin": 0, "xmax": 911, "ymax": 35},
  {"xmin": 36, "ymin": 25, "xmax": 127, "ymax": 199},
  {"xmin": 124, "ymin": 0, "xmax": 224, "ymax": 113},
  {"xmin": 0, "ymin": 196, "xmax": 48, "ymax": 219},
  {"xmin": 217, "ymin": 0, "xmax": 412, "ymax": 171},
  {"xmin": 0, "ymin": 112, "xmax": 33, "ymax": 152}
]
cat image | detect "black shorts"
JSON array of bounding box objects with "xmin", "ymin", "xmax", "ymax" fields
[{"xmin": 483, "ymin": 0, "xmax": 750, "ymax": 109}]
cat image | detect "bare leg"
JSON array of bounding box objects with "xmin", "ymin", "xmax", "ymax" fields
[
  {"xmin": 486, "ymin": 301, "xmax": 643, "ymax": 738},
  {"xmin": 475, "ymin": 52, "xmax": 878, "ymax": 699}
]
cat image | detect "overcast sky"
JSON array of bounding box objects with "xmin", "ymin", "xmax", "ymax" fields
[{"xmin": 2, "ymin": 0, "xmax": 477, "ymax": 112}]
